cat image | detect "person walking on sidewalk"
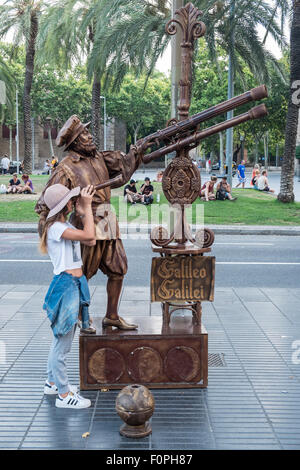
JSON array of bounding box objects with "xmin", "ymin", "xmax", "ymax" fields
[
  {"xmin": 236, "ymin": 159, "xmax": 246, "ymax": 188},
  {"xmin": 1, "ymin": 154, "xmax": 10, "ymax": 174},
  {"xmin": 41, "ymin": 183, "xmax": 96, "ymax": 409}
]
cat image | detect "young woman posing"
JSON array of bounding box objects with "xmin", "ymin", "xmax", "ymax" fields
[{"xmin": 40, "ymin": 183, "xmax": 96, "ymax": 409}]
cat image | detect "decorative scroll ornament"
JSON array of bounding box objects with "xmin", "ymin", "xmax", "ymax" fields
[
  {"xmin": 194, "ymin": 228, "xmax": 215, "ymax": 249},
  {"xmin": 165, "ymin": 2, "xmax": 206, "ymax": 45},
  {"xmin": 150, "ymin": 226, "xmax": 174, "ymax": 247}
]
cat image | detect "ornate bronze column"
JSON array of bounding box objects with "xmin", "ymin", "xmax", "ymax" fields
[{"xmin": 152, "ymin": 3, "xmax": 213, "ymax": 251}]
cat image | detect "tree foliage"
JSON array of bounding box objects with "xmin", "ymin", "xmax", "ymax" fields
[
  {"xmin": 106, "ymin": 71, "xmax": 170, "ymax": 145},
  {"xmin": 190, "ymin": 41, "xmax": 289, "ymax": 157}
]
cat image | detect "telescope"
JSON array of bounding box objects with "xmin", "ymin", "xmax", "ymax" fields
[{"xmin": 139, "ymin": 85, "xmax": 268, "ymax": 165}]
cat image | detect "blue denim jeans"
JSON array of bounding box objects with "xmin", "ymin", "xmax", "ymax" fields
[
  {"xmin": 44, "ymin": 272, "xmax": 91, "ymax": 394},
  {"xmin": 47, "ymin": 324, "xmax": 77, "ymax": 395}
]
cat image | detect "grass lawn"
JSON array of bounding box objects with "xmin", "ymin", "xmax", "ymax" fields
[{"xmin": 0, "ymin": 177, "xmax": 299, "ymax": 226}]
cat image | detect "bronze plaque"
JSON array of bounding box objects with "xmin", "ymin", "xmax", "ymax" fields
[{"xmin": 151, "ymin": 255, "xmax": 215, "ymax": 302}]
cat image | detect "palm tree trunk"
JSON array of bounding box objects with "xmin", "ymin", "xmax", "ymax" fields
[
  {"xmin": 23, "ymin": 10, "xmax": 38, "ymax": 175},
  {"xmin": 278, "ymin": 1, "xmax": 300, "ymax": 203},
  {"xmin": 91, "ymin": 74, "xmax": 101, "ymax": 150}
]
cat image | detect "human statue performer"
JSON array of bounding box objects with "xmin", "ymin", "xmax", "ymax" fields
[{"xmin": 35, "ymin": 115, "xmax": 146, "ymax": 330}]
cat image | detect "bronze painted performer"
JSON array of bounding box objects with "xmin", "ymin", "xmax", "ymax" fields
[{"xmin": 36, "ymin": 115, "xmax": 145, "ymax": 330}]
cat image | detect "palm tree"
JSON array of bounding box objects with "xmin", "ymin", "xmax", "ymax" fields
[
  {"xmin": 278, "ymin": 0, "xmax": 300, "ymax": 203},
  {"xmin": 87, "ymin": 0, "xmax": 170, "ymax": 93},
  {"xmin": 88, "ymin": 0, "xmax": 287, "ymax": 92},
  {"xmin": 38, "ymin": 0, "xmax": 170, "ymax": 148},
  {"xmin": 0, "ymin": 1, "xmax": 43, "ymax": 174},
  {"xmin": 0, "ymin": 56, "xmax": 15, "ymax": 119},
  {"xmin": 0, "ymin": 57, "xmax": 17, "ymax": 159},
  {"xmin": 37, "ymin": 0, "xmax": 111, "ymax": 149}
]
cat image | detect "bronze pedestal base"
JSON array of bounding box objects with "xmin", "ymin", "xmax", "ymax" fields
[
  {"xmin": 79, "ymin": 316, "xmax": 208, "ymax": 390},
  {"xmin": 120, "ymin": 421, "xmax": 152, "ymax": 438}
]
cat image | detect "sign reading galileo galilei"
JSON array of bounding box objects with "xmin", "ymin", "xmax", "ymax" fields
[{"xmin": 151, "ymin": 256, "xmax": 215, "ymax": 303}]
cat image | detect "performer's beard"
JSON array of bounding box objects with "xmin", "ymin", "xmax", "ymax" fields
[{"xmin": 69, "ymin": 139, "xmax": 97, "ymax": 157}]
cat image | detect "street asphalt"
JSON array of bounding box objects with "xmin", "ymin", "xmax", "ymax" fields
[{"xmin": 0, "ymin": 233, "xmax": 299, "ymax": 288}]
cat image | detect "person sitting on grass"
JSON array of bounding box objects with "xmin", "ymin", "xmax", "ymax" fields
[
  {"xmin": 123, "ymin": 179, "xmax": 142, "ymax": 205},
  {"xmin": 250, "ymin": 164, "xmax": 260, "ymax": 187},
  {"xmin": 140, "ymin": 177, "xmax": 154, "ymax": 205},
  {"xmin": 200, "ymin": 175, "xmax": 218, "ymax": 201},
  {"xmin": 257, "ymin": 169, "xmax": 275, "ymax": 193},
  {"xmin": 251, "ymin": 169, "xmax": 260, "ymax": 189},
  {"xmin": 17, "ymin": 174, "xmax": 34, "ymax": 194},
  {"xmin": 216, "ymin": 176, "xmax": 237, "ymax": 201},
  {"xmin": 156, "ymin": 171, "xmax": 163, "ymax": 182},
  {"xmin": 7, "ymin": 173, "xmax": 21, "ymax": 193}
]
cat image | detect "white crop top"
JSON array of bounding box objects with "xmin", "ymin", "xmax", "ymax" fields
[{"xmin": 47, "ymin": 221, "xmax": 82, "ymax": 275}]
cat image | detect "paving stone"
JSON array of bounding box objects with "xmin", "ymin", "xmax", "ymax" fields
[{"xmin": 0, "ymin": 284, "xmax": 300, "ymax": 449}]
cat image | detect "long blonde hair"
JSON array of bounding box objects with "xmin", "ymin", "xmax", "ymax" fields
[{"xmin": 39, "ymin": 205, "xmax": 70, "ymax": 254}]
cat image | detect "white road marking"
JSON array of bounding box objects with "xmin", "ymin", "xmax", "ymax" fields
[
  {"xmin": 0, "ymin": 241, "xmax": 37, "ymax": 245},
  {"xmin": 217, "ymin": 262, "xmax": 300, "ymax": 265},
  {"xmin": 0, "ymin": 260, "xmax": 299, "ymax": 266},
  {"xmin": 0, "ymin": 259, "xmax": 50, "ymax": 262},
  {"xmin": 214, "ymin": 243, "xmax": 274, "ymax": 246}
]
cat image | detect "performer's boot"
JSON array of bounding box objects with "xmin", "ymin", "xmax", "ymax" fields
[{"xmin": 102, "ymin": 278, "xmax": 138, "ymax": 330}]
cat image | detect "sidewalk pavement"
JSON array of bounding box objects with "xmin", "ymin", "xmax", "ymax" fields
[
  {"xmin": 0, "ymin": 284, "xmax": 300, "ymax": 450},
  {"xmin": 1, "ymin": 222, "xmax": 300, "ymax": 236}
]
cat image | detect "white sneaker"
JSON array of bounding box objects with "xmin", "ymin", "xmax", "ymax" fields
[
  {"xmin": 55, "ymin": 392, "xmax": 91, "ymax": 409},
  {"xmin": 44, "ymin": 381, "xmax": 78, "ymax": 395}
]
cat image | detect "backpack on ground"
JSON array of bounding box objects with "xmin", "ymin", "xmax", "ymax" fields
[{"xmin": 216, "ymin": 189, "xmax": 226, "ymax": 200}]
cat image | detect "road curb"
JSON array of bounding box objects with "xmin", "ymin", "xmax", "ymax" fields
[{"xmin": 0, "ymin": 223, "xmax": 299, "ymax": 236}]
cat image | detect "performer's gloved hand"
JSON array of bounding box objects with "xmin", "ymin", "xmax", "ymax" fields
[{"xmin": 133, "ymin": 139, "xmax": 151, "ymax": 159}]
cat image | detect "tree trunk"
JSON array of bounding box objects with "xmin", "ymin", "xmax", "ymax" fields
[
  {"xmin": 47, "ymin": 128, "xmax": 54, "ymax": 156},
  {"xmin": 276, "ymin": 144, "xmax": 279, "ymax": 167},
  {"xmin": 91, "ymin": 74, "xmax": 101, "ymax": 150},
  {"xmin": 23, "ymin": 10, "xmax": 38, "ymax": 175},
  {"xmin": 134, "ymin": 122, "xmax": 142, "ymax": 144},
  {"xmin": 255, "ymin": 138, "xmax": 259, "ymax": 163},
  {"xmin": 278, "ymin": 1, "xmax": 300, "ymax": 203}
]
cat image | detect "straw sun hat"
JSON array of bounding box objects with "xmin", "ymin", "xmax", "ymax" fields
[{"xmin": 44, "ymin": 184, "xmax": 80, "ymax": 220}]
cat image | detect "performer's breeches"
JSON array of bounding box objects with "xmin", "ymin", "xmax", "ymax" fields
[{"xmin": 81, "ymin": 239, "xmax": 128, "ymax": 281}]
